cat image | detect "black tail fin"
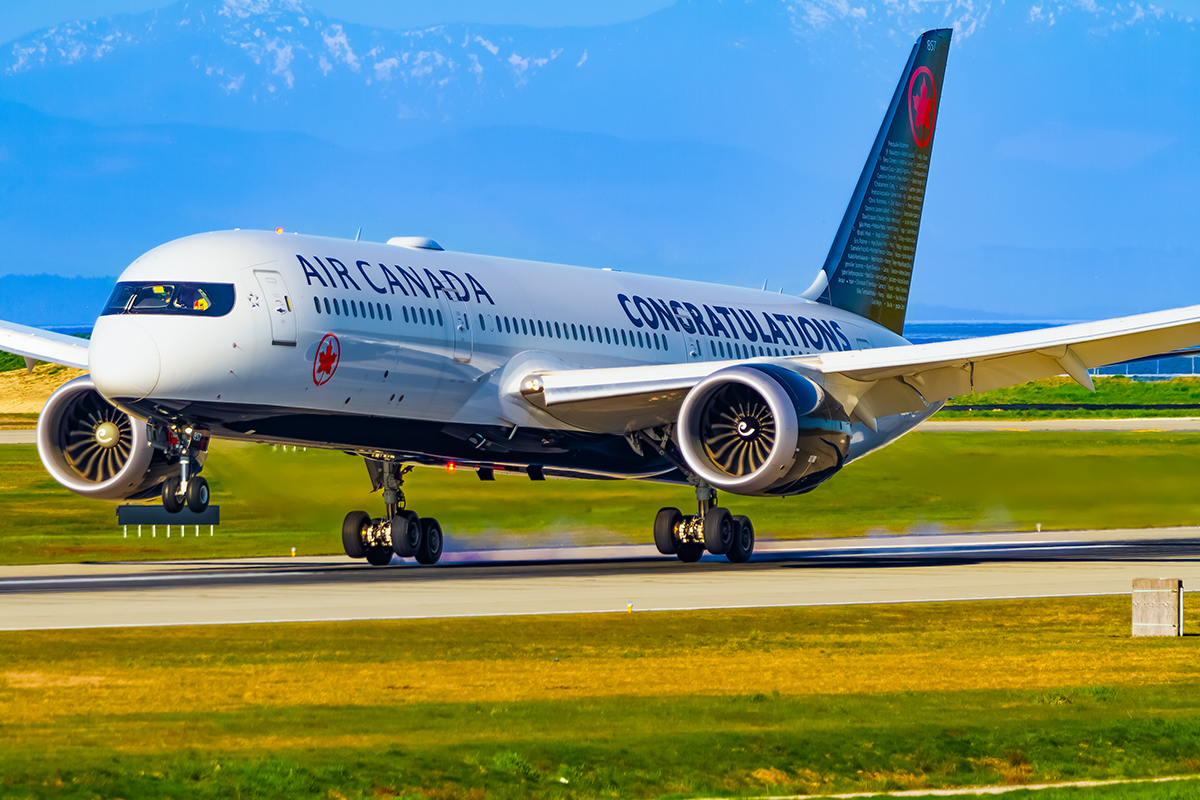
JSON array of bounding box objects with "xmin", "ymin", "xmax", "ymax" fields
[{"xmin": 812, "ymin": 28, "xmax": 952, "ymax": 335}]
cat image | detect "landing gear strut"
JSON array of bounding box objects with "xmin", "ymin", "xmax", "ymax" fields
[
  {"xmin": 155, "ymin": 423, "xmax": 210, "ymax": 514},
  {"xmin": 342, "ymin": 459, "xmax": 444, "ymax": 567},
  {"xmin": 654, "ymin": 485, "xmax": 754, "ymax": 564}
]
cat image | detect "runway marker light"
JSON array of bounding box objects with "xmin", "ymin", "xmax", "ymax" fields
[
  {"xmin": 627, "ymin": 603, "xmax": 633, "ymax": 614},
  {"xmin": 1037, "ymin": 523, "xmax": 1042, "ymax": 532},
  {"xmin": 446, "ymin": 462, "xmax": 456, "ymax": 473},
  {"xmin": 291, "ymin": 547, "xmax": 296, "ymax": 557}
]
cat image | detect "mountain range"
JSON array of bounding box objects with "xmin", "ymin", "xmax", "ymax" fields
[{"xmin": 1, "ymin": 0, "xmax": 1197, "ymax": 325}]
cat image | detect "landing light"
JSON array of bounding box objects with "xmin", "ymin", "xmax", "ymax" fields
[
  {"xmin": 446, "ymin": 462, "xmax": 457, "ymax": 473},
  {"xmin": 275, "ymin": 227, "xmax": 284, "ymax": 234}
]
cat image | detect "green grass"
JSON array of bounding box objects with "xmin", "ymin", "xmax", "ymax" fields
[
  {"xmin": 4, "ymin": 430, "xmax": 1200, "ymax": 564},
  {"xmin": 938, "ymin": 376, "xmax": 1200, "ymax": 419},
  {"xmin": 4, "ymin": 599, "xmax": 1200, "ymax": 798}
]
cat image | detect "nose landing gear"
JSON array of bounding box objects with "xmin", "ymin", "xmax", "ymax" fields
[
  {"xmin": 154, "ymin": 423, "xmax": 210, "ymax": 514},
  {"xmin": 654, "ymin": 486, "xmax": 755, "ymax": 564},
  {"xmin": 342, "ymin": 459, "xmax": 444, "ymax": 566}
]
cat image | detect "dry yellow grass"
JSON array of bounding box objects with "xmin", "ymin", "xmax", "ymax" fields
[
  {"xmin": 0, "ymin": 363, "xmax": 86, "ymax": 413},
  {"xmin": 3, "ymin": 601, "xmax": 1199, "ymax": 733}
]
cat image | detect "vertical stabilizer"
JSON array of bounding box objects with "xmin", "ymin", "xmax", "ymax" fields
[{"xmin": 816, "ymin": 28, "xmax": 952, "ymax": 335}]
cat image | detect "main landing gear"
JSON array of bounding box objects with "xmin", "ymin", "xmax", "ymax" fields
[
  {"xmin": 653, "ymin": 486, "xmax": 754, "ymax": 564},
  {"xmin": 342, "ymin": 459, "xmax": 443, "ymax": 566},
  {"xmin": 156, "ymin": 423, "xmax": 210, "ymax": 514}
]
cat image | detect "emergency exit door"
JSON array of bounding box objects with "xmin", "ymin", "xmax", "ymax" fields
[{"xmin": 254, "ymin": 270, "xmax": 296, "ymax": 346}]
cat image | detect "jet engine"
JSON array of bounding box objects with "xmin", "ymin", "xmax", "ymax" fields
[
  {"xmin": 675, "ymin": 365, "xmax": 851, "ymax": 497},
  {"xmin": 36, "ymin": 375, "xmax": 173, "ymax": 500}
]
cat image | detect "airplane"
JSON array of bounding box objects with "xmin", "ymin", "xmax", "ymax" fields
[{"xmin": 4, "ymin": 27, "xmax": 1199, "ymax": 567}]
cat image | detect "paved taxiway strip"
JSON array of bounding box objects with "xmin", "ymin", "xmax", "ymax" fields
[
  {"xmin": 920, "ymin": 417, "xmax": 1200, "ymax": 432},
  {"xmin": 0, "ymin": 430, "xmax": 36, "ymax": 444},
  {"xmin": 2, "ymin": 527, "xmax": 1199, "ymax": 630}
]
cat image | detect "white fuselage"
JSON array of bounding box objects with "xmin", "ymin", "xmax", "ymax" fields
[{"xmin": 88, "ymin": 230, "xmax": 930, "ymax": 481}]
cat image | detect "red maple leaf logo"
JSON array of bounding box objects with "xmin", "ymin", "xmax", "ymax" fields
[
  {"xmin": 313, "ymin": 334, "xmax": 340, "ymax": 386},
  {"xmin": 907, "ymin": 66, "xmax": 937, "ymax": 148}
]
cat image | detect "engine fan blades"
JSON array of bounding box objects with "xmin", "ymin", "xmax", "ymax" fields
[
  {"xmin": 60, "ymin": 392, "xmax": 133, "ymax": 483},
  {"xmin": 700, "ymin": 384, "xmax": 776, "ymax": 476}
]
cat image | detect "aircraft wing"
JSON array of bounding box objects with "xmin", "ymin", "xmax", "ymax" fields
[
  {"xmin": 0, "ymin": 318, "xmax": 90, "ymax": 371},
  {"xmin": 517, "ymin": 305, "xmax": 1200, "ymax": 433}
]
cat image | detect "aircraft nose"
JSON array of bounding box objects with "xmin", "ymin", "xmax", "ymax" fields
[{"xmin": 89, "ymin": 319, "xmax": 161, "ymax": 401}]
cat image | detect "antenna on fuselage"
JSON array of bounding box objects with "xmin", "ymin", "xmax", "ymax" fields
[{"xmin": 355, "ymin": 227, "xmax": 362, "ymax": 242}]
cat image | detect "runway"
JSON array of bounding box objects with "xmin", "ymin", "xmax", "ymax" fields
[{"xmin": 3, "ymin": 527, "xmax": 1199, "ymax": 630}]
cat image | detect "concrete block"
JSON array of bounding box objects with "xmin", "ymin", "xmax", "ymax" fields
[{"xmin": 1132, "ymin": 578, "xmax": 1183, "ymax": 637}]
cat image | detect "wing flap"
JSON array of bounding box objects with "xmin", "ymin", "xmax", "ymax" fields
[{"xmin": 0, "ymin": 319, "xmax": 90, "ymax": 370}]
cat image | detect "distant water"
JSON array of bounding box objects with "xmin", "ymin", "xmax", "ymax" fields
[{"xmin": 902, "ymin": 320, "xmax": 1084, "ymax": 346}]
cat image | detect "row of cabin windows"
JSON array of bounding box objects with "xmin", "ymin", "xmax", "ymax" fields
[
  {"xmin": 712, "ymin": 341, "xmax": 801, "ymax": 359},
  {"xmin": 314, "ymin": 296, "xmax": 393, "ymax": 322},
  {"xmin": 312, "ymin": 297, "xmax": 818, "ymax": 360},
  {"xmin": 312, "ymin": 296, "xmax": 444, "ymax": 328},
  {"xmin": 479, "ymin": 314, "xmax": 670, "ymax": 352}
]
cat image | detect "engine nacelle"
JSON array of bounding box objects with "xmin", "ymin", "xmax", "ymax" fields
[
  {"xmin": 676, "ymin": 365, "xmax": 851, "ymax": 497},
  {"xmin": 37, "ymin": 375, "xmax": 173, "ymax": 501}
]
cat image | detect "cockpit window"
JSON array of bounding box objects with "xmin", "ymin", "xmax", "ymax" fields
[{"xmin": 102, "ymin": 282, "xmax": 236, "ymax": 317}]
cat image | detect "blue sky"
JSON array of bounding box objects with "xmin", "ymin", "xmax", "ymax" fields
[
  {"xmin": 1, "ymin": 0, "xmax": 1197, "ymax": 324},
  {"xmin": 0, "ymin": 1, "xmax": 677, "ymax": 43}
]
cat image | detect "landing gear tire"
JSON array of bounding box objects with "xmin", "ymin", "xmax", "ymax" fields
[
  {"xmin": 392, "ymin": 510, "xmax": 421, "ymax": 558},
  {"xmin": 416, "ymin": 518, "xmax": 443, "ymax": 565},
  {"xmin": 365, "ymin": 545, "xmax": 393, "ymax": 566},
  {"xmin": 703, "ymin": 507, "xmax": 734, "ymax": 555},
  {"xmin": 342, "ymin": 510, "xmax": 369, "ymax": 559},
  {"xmin": 162, "ymin": 476, "xmax": 183, "ymax": 513},
  {"xmin": 185, "ymin": 476, "xmax": 210, "ymax": 513},
  {"xmin": 727, "ymin": 515, "xmax": 755, "ymax": 563},
  {"xmin": 654, "ymin": 507, "xmax": 681, "ymax": 555},
  {"xmin": 677, "ymin": 542, "xmax": 704, "ymax": 563}
]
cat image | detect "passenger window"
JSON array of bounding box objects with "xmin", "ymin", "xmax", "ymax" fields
[
  {"xmin": 368, "ymin": 303, "xmax": 375, "ymax": 320},
  {"xmin": 653, "ymin": 333, "xmax": 660, "ymax": 350},
  {"xmin": 521, "ymin": 319, "xmax": 528, "ymax": 336},
  {"xmin": 333, "ymin": 299, "xmax": 340, "ymax": 316},
  {"xmin": 588, "ymin": 326, "xmax": 594, "ymax": 342},
  {"xmin": 420, "ymin": 308, "xmax": 427, "ymax": 324},
  {"xmin": 604, "ymin": 328, "xmax": 611, "ymax": 344},
  {"xmin": 537, "ymin": 320, "xmax": 545, "ymax": 337},
  {"xmin": 386, "ymin": 305, "xmax": 392, "ymax": 321},
  {"xmin": 571, "ymin": 324, "xmax": 577, "ymax": 340},
  {"xmin": 710, "ymin": 341, "xmax": 716, "ymax": 356},
  {"xmin": 504, "ymin": 317, "xmax": 511, "ymax": 333},
  {"xmin": 621, "ymin": 330, "xmax": 627, "ymax": 346},
  {"xmin": 313, "ymin": 297, "xmax": 321, "ymax": 314},
  {"xmin": 479, "ymin": 313, "xmax": 485, "ymax": 330},
  {"xmin": 324, "ymin": 298, "xmax": 331, "ymax": 315},
  {"xmin": 437, "ymin": 310, "xmax": 443, "ymax": 326},
  {"xmin": 351, "ymin": 301, "xmax": 358, "ymax": 318},
  {"xmin": 663, "ymin": 336, "xmax": 668, "ymax": 351},
  {"xmin": 554, "ymin": 322, "xmax": 561, "ymax": 338},
  {"xmin": 403, "ymin": 307, "xmax": 409, "ymax": 322}
]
